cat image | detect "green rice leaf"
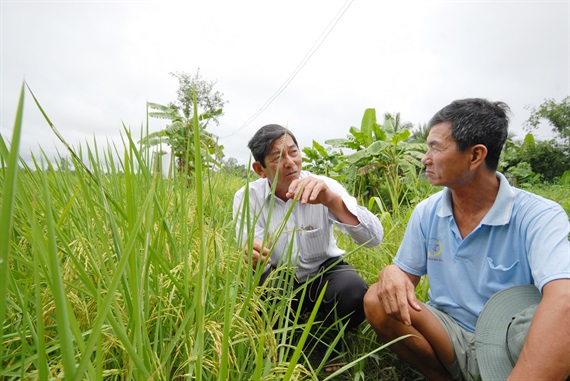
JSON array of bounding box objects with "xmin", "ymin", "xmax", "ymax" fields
[{"xmin": 0, "ymin": 82, "xmax": 25, "ymax": 355}]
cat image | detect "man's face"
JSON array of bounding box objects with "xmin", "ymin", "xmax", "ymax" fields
[
  {"xmin": 421, "ymin": 122, "xmax": 473, "ymax": 188},
  {"xmin": 254, "ymin": 134, "xmax": 302, "ymax": 195}
]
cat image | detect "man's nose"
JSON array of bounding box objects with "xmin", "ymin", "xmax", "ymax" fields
[
  {"xmin": 421, "ymin": 152, "xmax": 431, "ymax": 166},
  {"xmin": 283, "ymin": 155, "xmax": 295, "ymax": 166}
]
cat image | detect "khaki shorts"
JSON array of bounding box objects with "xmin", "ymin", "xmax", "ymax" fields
[{"xmin": 425, "ymin": 304, "xmax": 480, "ymax": 381}]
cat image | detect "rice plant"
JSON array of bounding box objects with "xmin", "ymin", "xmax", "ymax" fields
[
  {"xmin": 27, "ymin": 81, "xmax": 570, "ymax": 379},
  {"xmin": 4, "ymin": 83, "xmax": 423, "ymax": 381}
]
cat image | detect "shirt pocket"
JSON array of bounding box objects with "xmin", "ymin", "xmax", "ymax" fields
[
  {"xmin": 484, "ymin": 257, "xmax": 520, "ymax": 285},
  {"xmin": 296, "ymin": 228, "xmax": 326, "ymax": 263}
]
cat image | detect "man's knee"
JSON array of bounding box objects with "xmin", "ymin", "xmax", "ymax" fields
[
  {"xmin": 363, "ymin": 284, "xmax": 395, "ymax": 336},
  {"xmin": 364, "ymin": 285, "xmax": 381, "ymax": 319},
  {"xmin": 327, "ymin": 272, "xmax": 367, "ymax": 323},
  {"xmin": 326, "ymin": 267, "xmax": 367, "ymax": 300},
  {"xmin": 338, "ymin": 274, "xmax": 367, "ymax": 298}
]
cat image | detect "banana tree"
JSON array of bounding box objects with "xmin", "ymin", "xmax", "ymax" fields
[
  {"xmin": 301, "ymin": 139, "xmax": 342, "ymax": 177},
  {"xmin": 141, "ymin": 102, "xmax": 224, "ymax": 176},
  {"xmin": 326, "ymin": 109, "xmax": 426, "ymax": 212}
]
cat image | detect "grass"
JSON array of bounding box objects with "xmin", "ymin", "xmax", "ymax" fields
[
  {"xmin": 524, "ymin": 184, "xmax": 570, "ymax": 213},
  {"xmin": 1, "ymin": 84, "xmax": 569, "ymax": 380}
]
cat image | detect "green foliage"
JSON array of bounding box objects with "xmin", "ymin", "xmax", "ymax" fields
[
  {"xmin": 325, "ymin": 109, "xmax": 427, "ymax": 215},
  {"xmin": 506, "ymin": 162, "xmax": 541, "ymax": 186},
  {"xmin": 0, "ymin": 82, "xmax": 25, "ymax": 369},
  {"xmin": 522, "ymin": 184, "xmax": 570, "ymax": 216},
  {"xmin": 301, "ymin": 140, "xmax": 341, "ymax": 177},
  {"xmin": 560, "ymin": 170, "xmax": 570, "ymax": 186},
  {"xmin": 5, "ymin": 86, "xmax": 431, "ymax": 380},
  {"xmin": 500, "ymin": 133, "xmax": 570, "ymax": 184},
  {"xmin": 524, "ymin": 140, "xmax": 570, "ymax": 183},
  {"xmin": 144, "ymin": 101, "xmax": 224, "ymax": 173},
  {"xmin": 525, "ymin": 96, "xmax": 570, "ymax": 148},
  {"xmin": 7, "ymin": 86, "xmax": 568, "ymax": 381}
]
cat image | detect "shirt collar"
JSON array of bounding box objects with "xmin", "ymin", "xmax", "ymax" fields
[
  {"xmin": 438, "ymin": 172, "xmax": 515, "ymax": 226},
  {"xmin": 261, "ymin": 170, "xmax": 310, "ymax": 202}
]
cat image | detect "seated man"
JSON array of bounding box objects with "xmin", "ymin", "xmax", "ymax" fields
[
  {"xmin": 233, "ymin": 124, "xmax": 384, "ymax": 370},
  {"xmin": 363, "ymin": 98, "xmax": 570, "ymax": 380}
]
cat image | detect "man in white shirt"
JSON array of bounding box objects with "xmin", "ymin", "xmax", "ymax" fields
[{"xmin": 233, "ymin": 124, "xmax": 384, "ymax": 368}]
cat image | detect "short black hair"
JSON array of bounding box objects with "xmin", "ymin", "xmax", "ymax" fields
[
  {"xmin": 247, "ymin": 124, "xmax": 299, "ymax": 167},
  {"xmin": 428, "ymin": 98, "xmax": 510, "ymax": 171}
]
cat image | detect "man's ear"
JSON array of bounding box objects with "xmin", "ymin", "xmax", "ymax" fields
[
  {"xmin": 252, "ymin": 161, "xmax": 266, "ymax": 178},
  {"xmin": 470, "ymin": 144, "xmax": 488, "ymax": 169}
]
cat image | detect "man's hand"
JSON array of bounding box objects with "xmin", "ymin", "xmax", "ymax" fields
[
  {"xmin": 285, "ymin": 176, "xmax": 335, "ymax": 206},
  {"xmin": 508, "ymin": 279, "xmax": 570, "ymax": 381},
  {"xmin": 286, "ymin": 175, "xmax": 360, "ymax": 226},
  {"xmin": 376, "ymin": 264, "xmax": 422, "ymax": 326},
  {"xmin": 244, "ymin": 238, "xmax": 271, "ymax": 268}
]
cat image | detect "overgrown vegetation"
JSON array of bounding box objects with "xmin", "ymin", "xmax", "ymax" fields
[
  {"xmin": 499, "ymin": 133, "xmax": 570, "ymax": 185},
  {"xmin": 140, "ymin": 70, "xmax": 227, "ymax": 176},
  {"xmin": 303, "ymin": 109, "xmax": 429, "ymax": 218},
  {"xmin": 1, "ymin": 84, "xmax": 568, "ymax": 380}
]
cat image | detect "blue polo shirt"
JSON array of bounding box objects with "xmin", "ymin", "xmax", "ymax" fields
[{"xmin": 394, "ymin": 172, "xmax": 570, "ymax": 332}]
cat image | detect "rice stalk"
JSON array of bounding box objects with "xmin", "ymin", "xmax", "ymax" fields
[
  {"xmin": 191, "ymin": 87, "xmax": 207, "ymax": 380},
  {"xmin": 38, "ymin": 152, "xmax": 77, "ymax": 379}
]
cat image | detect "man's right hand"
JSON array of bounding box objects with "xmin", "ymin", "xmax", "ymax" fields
[
  {"xmin": 376, "ymin": 264, "xmax": 422, "ymax": 326},
  {"xmin": 244, "ymin": 238, "xmax": 271, "ymax": 268}
]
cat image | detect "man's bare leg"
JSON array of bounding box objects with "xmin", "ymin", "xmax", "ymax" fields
[{"xmin": 364, "ymin": 283, "xmax": 456, "ymax": 380}]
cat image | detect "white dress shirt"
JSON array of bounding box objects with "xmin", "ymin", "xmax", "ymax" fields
[{"xmin": 233, "ymin": 171, "xmax": 384, "ymax": 281}]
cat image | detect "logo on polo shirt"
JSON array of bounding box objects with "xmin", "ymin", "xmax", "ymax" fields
[{"xmin": 427, "ymin": 238, "xmax": 443, "ymax": 259}]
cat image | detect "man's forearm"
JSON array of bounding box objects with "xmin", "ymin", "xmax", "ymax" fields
[
  {"xmin": 509, "ymin": 279, "xmax": 570, "ymax": 380},
  {"xmin": 324, "ymin": 194, "xmax": 359, "ymax": 226}
]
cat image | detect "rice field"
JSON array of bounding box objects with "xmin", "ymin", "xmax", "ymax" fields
[
  {"xmin": 0, "ymin": 86, "xmax": 412, "ymax": 380},
  {"xmin": 2, "ymin": 85, "xmax": 568, "ymax": 380}
]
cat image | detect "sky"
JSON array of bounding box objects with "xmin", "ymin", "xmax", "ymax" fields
[{"xmin": 1, "ymin": 0, "xmax": 569, "ymax": 167}]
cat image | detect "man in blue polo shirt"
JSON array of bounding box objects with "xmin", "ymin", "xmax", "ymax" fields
[{"xmin": 363, "ymin": 98, "xmax": 570, "ymax": 380}]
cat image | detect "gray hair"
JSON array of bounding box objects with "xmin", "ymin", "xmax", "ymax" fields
[
  {"xmin": 429, "ymin": 98, "xmax": 510, "ymax": 171},
  {"xmin": 247, "ymin": 124, "xmax": 299, "ymax": 167}
]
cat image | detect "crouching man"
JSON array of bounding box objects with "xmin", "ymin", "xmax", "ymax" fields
[
  {"xmin": 234, "ymin": 124, "xmax": 384, "ymax": 372},
  {"xmin": 364, "ymin": 99, "xmax": 570, "ymax": 380}
]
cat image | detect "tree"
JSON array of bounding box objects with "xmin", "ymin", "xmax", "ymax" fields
[
  {"xmin": 384, "ymin": 112, "xmax": 414, "ymax": 132},
  {"xmin": 222, "ymin": 157, "xmax": 251, "ymax": 178},
  {"xmin": 170, "ymin": 70, "xmax": 226, "ymax": 125},
  {"xmin": 500, "ymin": 133, "xmax": 570, "ymax": 184},
  {"xmin": 409, "ymin": 123, "xmax": 429, "ymax": 143},
  {"xmin": 525, "ymin": 96, "xmax": 570, "ymax": 148},
  {"xmin": 141, "ymin": 70, "xmax": 227, "ymax": 175},
  {"xmin": 145, "ymin": 102, "xmax": 223, "ymax": 173}
]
